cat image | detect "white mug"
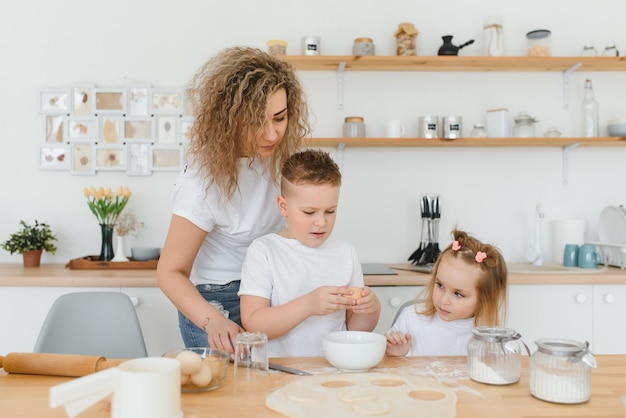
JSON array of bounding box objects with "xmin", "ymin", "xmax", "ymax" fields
[
  {"xmin": 50, "ymin": 357, "xmax": 183, "ymax": 418},
  {"xmin": 386, "ymin": 120, "xmax": 406, "ymax": 138}
]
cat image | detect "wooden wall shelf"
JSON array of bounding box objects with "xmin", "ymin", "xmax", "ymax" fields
[
  {"xmin": 281, "ymin": 56, "xmax": 626, "ymax": 72},
  {"xmin": 307, "ymin": 137, "xmax": 626, "ymax": 148}
]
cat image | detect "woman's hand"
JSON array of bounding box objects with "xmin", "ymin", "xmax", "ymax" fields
[
  {"xmin": 205, "ymin": 315, "xmax": 245, "ymax": 354},
  {"xmin": 385, "ymin": 331, "xmax": 411, "ymax": 357}
]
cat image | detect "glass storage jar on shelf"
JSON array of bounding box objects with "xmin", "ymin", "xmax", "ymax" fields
[
  {"xmin": 513, "ymin": 111, "xmax": 538, "ymax": 138},
  {"xmin": 467, "ymin": 326, "xmax": 528, "ymax": 385},
  {"xmin": 529, "ymin": 339, "xmax": 597, "ymax": 404}
]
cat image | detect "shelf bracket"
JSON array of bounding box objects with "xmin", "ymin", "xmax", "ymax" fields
[
  {"xmin": 562, "ymin": 142, "xmax": 580, "ymax": 185},
  {"xmin": 336, "ymin": 62, "xmax": 346, "ymax": 110},
  {"xmin": 335, "ymin": 142, "xmax": 346, "ymax": 170},
  {"xmin": 563, "ymin": 63, "xmax": 582, "ymax": 109}
]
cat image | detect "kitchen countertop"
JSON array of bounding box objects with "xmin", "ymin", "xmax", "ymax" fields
[
  {"xmin": 1, "ymin": 355, "xmax": 624, "ymax": 417},
  {"xmin": 0, "ymin": 263, "xmax": 626, "ymax": 287}
]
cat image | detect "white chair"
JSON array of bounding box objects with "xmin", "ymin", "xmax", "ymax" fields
[
  {"xmin": 34, "ymin": 291, "xmax": 147, "ymax": 358},
  {"xmin": 390, "ymin": 299, "xmax": 423, "ymax": 327}
]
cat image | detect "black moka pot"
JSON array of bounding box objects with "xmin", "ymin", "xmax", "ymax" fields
[{"xmin": 438, "ymin": 35, "xmax": 475, "ymax": 56}]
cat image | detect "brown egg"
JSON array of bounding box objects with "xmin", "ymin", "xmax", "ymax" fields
[
  {"xmin": 180, "ymin": 373, "xmax": 191, "ymax": 385},
  {"xmin": 175, "ymin": 350, "xmax": 203, "ymax": 375},
  {"xmin": 203, "ymin": 356, "xmax": 223, "ymax": 377},
  {"xmin": 345, "ymin": 286, "xmax": 363, "ymax": 300},
  {"xmin": 190, "ymin": 364, "xmax": 213, "ymax": 387}
]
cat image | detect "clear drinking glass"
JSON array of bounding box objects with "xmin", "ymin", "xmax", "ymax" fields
[{"xmin": 234, "ymin": 332, "xmax": 269, "ymax": 380}]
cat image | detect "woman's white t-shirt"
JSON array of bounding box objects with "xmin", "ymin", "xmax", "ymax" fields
[{"xmin": 171, "ymin": 158, "xmax": 284, "ymax": 285}]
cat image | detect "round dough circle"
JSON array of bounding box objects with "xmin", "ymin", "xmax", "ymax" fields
[
  {"xmin": 370, "ymin": 378, "xmax": 406, "ymax": 387},
  {"xmin": 321, "ymin": 380, "xmax": 356, "ymax": 389},
  {"xmin": 409, "ymin": 390, "xmax": 447, "ymax": 401},
  {"xmin": 352, "ymin": 399, "xmax": 393, "ymax": 415},
  {"xmin": 338, "ymin": 389, "xmax": 377, "ymax": 403},
  {"xmin": 285, "ymin": 388, "xmax": 327, "ymax": 403}
]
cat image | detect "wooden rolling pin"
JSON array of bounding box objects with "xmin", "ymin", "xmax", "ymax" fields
[{"xmin": 0, "ymin": 353, "xmax": 127, "ymax": 377}]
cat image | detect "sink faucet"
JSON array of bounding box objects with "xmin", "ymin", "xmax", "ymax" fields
[{"xmin": 525, "ymin": 203, "xmax": 544, "ymax": 266}]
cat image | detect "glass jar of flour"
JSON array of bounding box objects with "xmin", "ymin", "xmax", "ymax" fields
[
  {"xmin": 468, "ymin": 327, "xmax": 527, "ymax": 385},
  {"xmin": 529, "ymin": 339, "xmax": 597, "ymax": 404}
]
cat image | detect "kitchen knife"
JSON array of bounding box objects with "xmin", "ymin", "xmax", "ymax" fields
[{"xmin": 268, "ymin": 362, "xmax": 312, "ymax": 376}]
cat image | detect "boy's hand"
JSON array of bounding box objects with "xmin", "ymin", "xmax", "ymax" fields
[
  {"xmin": 307, "ymin": 286, "xmax": 355, "ymax": 316},
  {"xmin": 385, "ymin": 331, "xmax": 411, "ymax": 357},
  {"xmin": 346, "ymin": 286, "xmax": 380, "ymax": 314}
]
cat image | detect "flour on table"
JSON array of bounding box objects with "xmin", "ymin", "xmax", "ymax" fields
[{"xmin": 266, "ymin": 373, "xmax": 457, "ymax": 417}]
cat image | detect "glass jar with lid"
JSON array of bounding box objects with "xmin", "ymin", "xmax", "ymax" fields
[
  {"xmin": 470, "ymin": 123, "xmax": 487, "ymax": 138},
  {"xmin": 513, "ymin": 111, "xmax": 538, "ymax": 138},
  {"xmin": 580, "ymin": 45, "xmax": 598, "ymax": 56},
  {"xmin": 529, "ymin": 339, "xmax": 597, "ymax": 404},
  {"xmin": 467, "ymin": 326, "xmax": 528, "ymax": 385}
]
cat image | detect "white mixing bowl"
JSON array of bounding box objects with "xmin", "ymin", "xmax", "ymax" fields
[{"xmin": 322, "ymin": 331, "xmax": 386, "ymax": 372}]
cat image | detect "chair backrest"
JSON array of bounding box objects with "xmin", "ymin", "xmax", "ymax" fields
[
  {"xmin": 390, "ymin": 299, "xmax": 424, "ymax": 328},
  {"xmin": 34, "ymin": 291, "xmax": 147, "ymax": 358}
]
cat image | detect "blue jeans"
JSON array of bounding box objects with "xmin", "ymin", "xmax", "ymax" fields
[{"xmin": 178, "ymin": 281, "xmax": 241, "ymax": 348}]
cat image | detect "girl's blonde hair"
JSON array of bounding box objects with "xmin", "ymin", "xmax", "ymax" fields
[
  {"xmin": 418, "ymin": 228, "xmax": 508, "ymax": 326},
  {"xmin": 186, "ymin": 46, "xmax": 311, "ymax": 199}
]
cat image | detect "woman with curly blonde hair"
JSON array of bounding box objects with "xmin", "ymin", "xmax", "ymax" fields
[
  {"xmin": 386, "ymin": 228, "xmax": 508, "ymax": 356},
  {"xmin": 158, "ymin": 46, "xmax": 311, "ymax": 352}
]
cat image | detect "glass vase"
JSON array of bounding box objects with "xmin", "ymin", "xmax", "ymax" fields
[{"xmin": 99, "ymin": 223, "xmax": 115, "ymax": 261}]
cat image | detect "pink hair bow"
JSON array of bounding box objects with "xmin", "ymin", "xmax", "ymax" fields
[
  {"xmin": 475, "ymin": 252, "xmax": 487, "ymax": 263},
  {"xmin": 452, "ymin": 240, "xmax": 461, "ymax": 251}
]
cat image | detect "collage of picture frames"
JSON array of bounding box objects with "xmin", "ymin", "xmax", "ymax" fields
[{"xmin": 38, "ymin": 84, "xmax": 193, "ymax": 175}]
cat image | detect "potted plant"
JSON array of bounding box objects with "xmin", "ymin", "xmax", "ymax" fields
[{"xmin": 1, "ymin": 220, "xmax": 58, "ymax": 267}]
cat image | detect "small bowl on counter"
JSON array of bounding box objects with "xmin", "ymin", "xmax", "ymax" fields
[
  {"xmin": 607, "ymin": 118, "xmax": 626, "ymax": 137},
  {"xmin": 163, "ymin": 347, "xmax": 230, "ymax": 392},
  {"xmin": 322, "ymin": 331, "xmax": 386, "ymax": 372},
  {"xmin": 130, "ymin": 246, "xmax": 160, "ymax": 261}
]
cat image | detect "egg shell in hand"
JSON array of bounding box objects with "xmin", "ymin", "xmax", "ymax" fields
[
  {"xmin": 345, "ymin": 286, "xmax": 363, "ymax": 300},
  {"xmin": 176, "ymin": 350, "xmax": 203, "ymax": 375}
]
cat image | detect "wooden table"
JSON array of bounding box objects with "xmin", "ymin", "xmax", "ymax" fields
[{"xmin": 1, "ymin": 356, "xmax": 625, "ymax": 417}]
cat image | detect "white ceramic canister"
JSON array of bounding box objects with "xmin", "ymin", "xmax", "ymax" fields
[
  {"xmin": 442, "ymin": 115, "xmax": 462, "ymax": 139},
  {"xmin": 301, "ymin": 36, "xmax": 321, "ymax": 56},
  {"xmin": 529, "ymin": 339, "xmax": 597, "ymax": 404},
  {"xmin": 486, "ymin": 108, "xmax": 509, "ymax": 137},
  {"xmin": 467, "ymin": 326, "xmax": 527, "ymax": 385},
  {"xmin": 418, "ymin": 115, "xmax": 440, "ymax": 138},
  {"xmin": 342, "ymin": 116, "xmax": 366, "ymax": 137}
]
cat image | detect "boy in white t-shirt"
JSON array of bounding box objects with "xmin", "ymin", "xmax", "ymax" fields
[{"xmin": 238, "ymin": 149, "xmax": 380, "ymax": 357}]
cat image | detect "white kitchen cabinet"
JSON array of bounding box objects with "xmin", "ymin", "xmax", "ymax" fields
[
  {"xmin": 0, "ymin": 287, "xmax": 112, "ymax": 355},
  {"xmin": 593, "ymin": 285, "xmax": 626, "ymax": 354},
  {"xmin": 507, "ymin": 284, "xmax": 595, "ymax": 353},
  {"xmin": 121, "ymin": 287, "xmax": 183, "ymax": 356},
  {"xmin": 371, "ymin": 285, "xmax": 424, "ymax": 334}
]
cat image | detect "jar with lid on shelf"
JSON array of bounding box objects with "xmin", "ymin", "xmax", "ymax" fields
[
  {"xmin": 513, "ymin": 111, "xmax": 538, "ymax": 137},
  {"xmin": 467, "ymin": 326, "xmax": 527, "ymax": 385},
  {"xmin": 526, "ymin": 29, "xmax": 551, "ymax": 57},
  {"xmin": 353, "ymin": 37, "xmax": 375, "ymax": 56},
  {"xmin": 580, "ymin": 45, "xmax": 597, "ymax": 56},
  {"xmin": 470, "ymin": 123, "xmax": 487, "ymax": 137},
  {"xmin": 602, "ymin": 44, "xmax": 619, "ymax": 57},
  {"xmin": 529, "ymin": 339, "xmax": 597, "ymax": 404}
]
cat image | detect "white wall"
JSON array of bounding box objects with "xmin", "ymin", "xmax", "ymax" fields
[{"xmin": 1, "ymin": 0, "xmax": 625, "ymax": 265}]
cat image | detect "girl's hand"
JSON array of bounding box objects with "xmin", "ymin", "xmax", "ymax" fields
[
  {"xmin": 348, "ymin": 286, "xmax": 380, "ymax": 314},
  {"xmin": 385, "ymin": 331, "xmax": 411, "ymax": 357},
  {"xmin": 206, "ymin": 315, "xmax": 245, "ymax": 354}
]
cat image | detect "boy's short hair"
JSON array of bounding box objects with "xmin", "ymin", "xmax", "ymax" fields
[{"xmin": 280, "ymin": 149, "xmax": 341, "ymax": 194}]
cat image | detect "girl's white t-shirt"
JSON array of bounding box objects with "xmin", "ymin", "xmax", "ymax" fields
[
  {"xmin": 239, "ymin": 233, "xmax": 364, "ymax": 357},
  {"xmin": 389, "ymin": 304, "xmax": 474, "ymax": 356},
  {"xmin": 171, "ymin": 158, "xmax": 284, "ymax": 285}
]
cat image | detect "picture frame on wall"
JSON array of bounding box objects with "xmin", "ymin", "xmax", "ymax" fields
[
  {"xmin": 71, "ymin": 84, "xmax": 94, "ymax": 115},
  {"xmin": 99, "ymin": 115, "xmax": 122, "ymax": 144},
  {"xmin": 179, "ymin": 116, "xmax": 193, "ymax": 143},
  {"xmin": 128, "ymin": 85, "xmax": 150, "ymax": 116},
  {"xmin": 123, "ymin": 117, "xmax": 154, "ymax": 141},
  {"xmin": 44, "ymin": 114, "xmax": 65, "ymax": 143},
  {"xmin": 66, "ymin": 116, "xmax": 98, "ymax": 141},
  {"xmin": 94, "ymin": 88, "xmax": 126, "ymax": 114},
  {"xmin": 39, "ymin": 88, "xmax": 71, "ymax": 114},
  {"xmin": 39, "ymin": 145, "xmax": 70, "ymax": 170},
  {"xmin": 94, "ymin": 145, "xmax": 126, "ymax": 171},
  {"xmin": 70, "ymin": 142, "xmax": 96, "ymax": 175},
  {"xmin": 156, "ymin": 115, "xmax": 177, "ymax": 144},
  {"xmin": 152, "ymin": 145, "xmax": 184, "ymax": 171},
  {"xmin": 150, "ymin": 89, "xmax": 183, "ymax": 114},
  {"xmin": 127, "ymin": 142, "xmax": 152, "ymax": 176},
  {"xmin": 183, "ymin": 88, "xmax": 197, "ymax": 116}
]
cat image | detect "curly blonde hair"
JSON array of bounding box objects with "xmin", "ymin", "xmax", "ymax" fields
[
  {"xmin": 418, "ymin": 228, "xmax": 508, "ymax": 326},
  {"xmin": 186, "ymin": 46, "xmax": 311, "ymax": 200}
]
